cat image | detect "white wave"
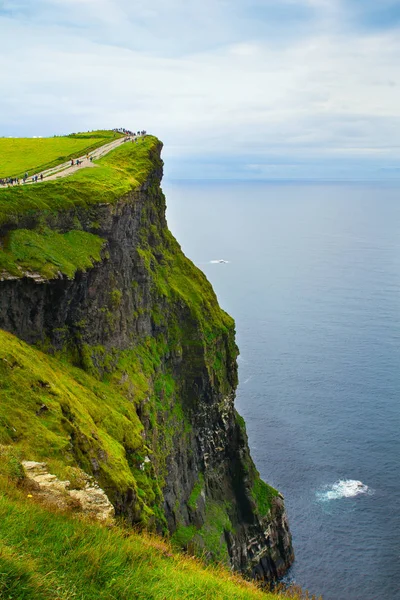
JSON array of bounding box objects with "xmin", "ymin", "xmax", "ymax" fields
[
  {"xmin": 316, "ymin": 479, "xmax": 373, "ymax": 502},
  {"xmin": 210, "ymin": 259, "xmax": 229, "ymax": 264}
]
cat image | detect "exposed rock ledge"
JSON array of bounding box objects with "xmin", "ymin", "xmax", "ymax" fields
[{"xmin": 22, "ymin": 461, "xmax": 114, "ymax": 523}]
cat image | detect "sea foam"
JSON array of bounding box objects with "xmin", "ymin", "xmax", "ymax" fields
[{"xmin": 316, "ymin": 479, "xmax": 373, "ymax": 502}]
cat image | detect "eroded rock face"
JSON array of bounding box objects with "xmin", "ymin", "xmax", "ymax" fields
[
  {"xmin": 0, "ymin": 146, "xmax": 293, "ymax": 581},
  {"xmin": 22, "ymin": 461, "xmax": 114, "ymax": 523}
]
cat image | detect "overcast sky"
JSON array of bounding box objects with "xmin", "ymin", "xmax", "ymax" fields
[{"xmin": 1, "ymin": 0, "xmax": 400, "ymax": 179}]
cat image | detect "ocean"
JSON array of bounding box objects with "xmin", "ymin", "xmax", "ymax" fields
[{"xmin": 164, "ymin": 180, "xmax": 400, "ymax": 600}]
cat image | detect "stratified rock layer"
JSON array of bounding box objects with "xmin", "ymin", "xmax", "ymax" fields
[{"xmin": 0, "ymin": 141, "xmax": 293, "ymax": 580}]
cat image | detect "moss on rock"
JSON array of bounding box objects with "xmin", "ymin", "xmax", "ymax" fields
[{"xmin": 0, "ymin": 227, "xmax": 105, "ymax": 279}]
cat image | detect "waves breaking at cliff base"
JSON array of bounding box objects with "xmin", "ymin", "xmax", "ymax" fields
[{"xmin": 316, "ymin": 479, "xmax": 373, "ymax": 502}]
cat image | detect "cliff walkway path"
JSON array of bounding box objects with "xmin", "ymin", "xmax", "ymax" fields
[{"xmin": 0, "ymin": 135, "xmax": 142, "ymax": 187}]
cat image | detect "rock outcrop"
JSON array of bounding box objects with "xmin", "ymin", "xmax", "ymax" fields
[
  {"xmin": 0, "ymin": 139, "xmax": 293, "ymax": 580},
  {"xmin": 22, "ymin": 461, "xmax": 114, "ymax": 523}
]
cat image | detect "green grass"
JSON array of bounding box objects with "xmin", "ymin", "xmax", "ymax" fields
[
  {"xmin": 136, "ymin": 222, "xmax": 238, "ymax": 395},
  {"xmin": 171, "ymin": 499, "xmax": 233, "ymax": 565},
  {"xmin": 196, "ymin": 501, "xmax": 233, "ymax": 564},
  {"xmin": 188, "ymin": 473, "xmax": 205, "ymax": 510},
  {"xmin": 0, "ymin": 135, "xmax": 160, "ymax": 228},
  {"xmin": 67, "ymin": 130, "xmax": 123, "ymax": 139},
  {"xmin": 0, "ymin": 329, "xmax": 151, "ymax": 517},
  {"xmin": 0, "ymin": 227, "xmax": 106, "ymax": 279},
  {"xmin": 0, "ymin": 130, "xmax": 123, "ymax": 179},
  {"xmin": 171, "ymin": 525, "xmax": 199, "ymax": 548},
  {"xmin": 252, "ymin": 478, "xmax": 279, "ymax": 517},
  {"xmin": 0, "ymin": 480, "xmax": 294, "ymax": 600}
]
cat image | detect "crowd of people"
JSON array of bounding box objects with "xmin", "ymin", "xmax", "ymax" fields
[
  {"xmin": 113, "ymin": 127, "xmax": 134, "ymax": 135},
  {"xmin": 0, "ymin": 172, "xmax": 44, "ymax": 186},
  {"xmin": 113, "ymin": 127, "xmax": 147, "ymax": 137},
  {"xmin": 0, "ymin": 177, "xmax": 19, "ymax": 186}
]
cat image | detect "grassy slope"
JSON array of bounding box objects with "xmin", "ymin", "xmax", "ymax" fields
[
  {"xmin": 0, "ymin": 329, "xmax": 157, "ymax": 518},
  {"xmin": 0, "ymin": 480, "xmax": 282, "ymax": 600},
  {"xmin": 0, "ymin": 130, "xmax": 123, "ymax": 179},
  {"xmin": 0, "ymin": 228, "xmax": 106, "ymax": 278}
]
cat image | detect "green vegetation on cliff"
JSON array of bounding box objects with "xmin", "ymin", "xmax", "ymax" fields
[
  {"xmin": 0, "ymin": 132, "xmax": 294, "ymax": 591},
  {"xmin": 0, "ymin": 130, "xmax": 123, "ymax": 179},
  {"xmin": 0, "ymin": 134, "xmax": 239, "ymax": 535},
  {"xmin": 0, "ymin": 331, "xmax": 295, "ymax": 599},
  {"xmin": 0, "ymin": 135, "xmax": 159, "ymax": 279},
  {"xmin": 252, "ymin": 478, "xmax": 279, "ymax": 516},
  {"xmin": 0, "ymin": 135, "xmax": 159, "ymax": 228},
  {"xmin": 0, "ymin": 474, "xmax": 290, "ymax": 600},
  {"xmin": 0, "ymin": 329, "xmax": 161, "ymax": 524},
  {"xmin": 0, "ymin": 227, "xmax": 106, "ymax": 278}
]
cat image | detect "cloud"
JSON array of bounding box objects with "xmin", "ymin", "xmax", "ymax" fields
[{"xmin": 1, "ymin": 0, "xmax": 400, "ymax": 178}]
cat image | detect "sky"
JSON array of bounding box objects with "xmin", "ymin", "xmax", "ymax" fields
[{"xmin": 1, "ymin": 0, "xmax": 400, "ymax": 180}]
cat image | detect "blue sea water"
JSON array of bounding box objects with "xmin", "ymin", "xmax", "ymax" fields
[{"xmin": 164, "ymin": 181, "xmax": 400, "ymax": 600}]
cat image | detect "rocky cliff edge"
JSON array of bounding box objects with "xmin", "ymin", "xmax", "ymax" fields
[{"xmin": 0, "ymin": 136, "xmax": 293, "ymax": 580}]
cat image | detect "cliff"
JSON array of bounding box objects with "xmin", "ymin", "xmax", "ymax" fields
[{"xmin": 0, "ymin": 136, "xmax": 293, "ymax": 580}]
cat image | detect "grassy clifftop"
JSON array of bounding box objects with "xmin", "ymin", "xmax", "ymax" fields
[
  {"xmin": 0, "ymin": 135, "xmax": 160, "ymax": 279},
  {"xmin": 0, "ymin": 130, "xmax": 124, "ymax": 179},
  {"xmin": 0, "ymin": 135, "xmax": 159, "ymax": 227}
]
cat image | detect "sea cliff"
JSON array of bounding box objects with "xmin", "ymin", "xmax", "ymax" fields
[{"xmin": 0, "ymin": 136, "xmax": 293, "ymax": 580}]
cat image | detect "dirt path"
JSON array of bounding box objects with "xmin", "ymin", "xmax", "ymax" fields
[{"xmin": 1, "ymin": 135, "xmax": 143, "ymax": 187}]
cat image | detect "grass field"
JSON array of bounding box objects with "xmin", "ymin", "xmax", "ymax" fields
[{"xmin": 0, "ymin": 130, "xmax": 123, "ymax": 179}]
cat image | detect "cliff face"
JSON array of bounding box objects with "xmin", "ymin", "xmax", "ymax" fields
[{"xmin": 0, "ymin": 140, "xmax": 293, "ymax": 580}]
